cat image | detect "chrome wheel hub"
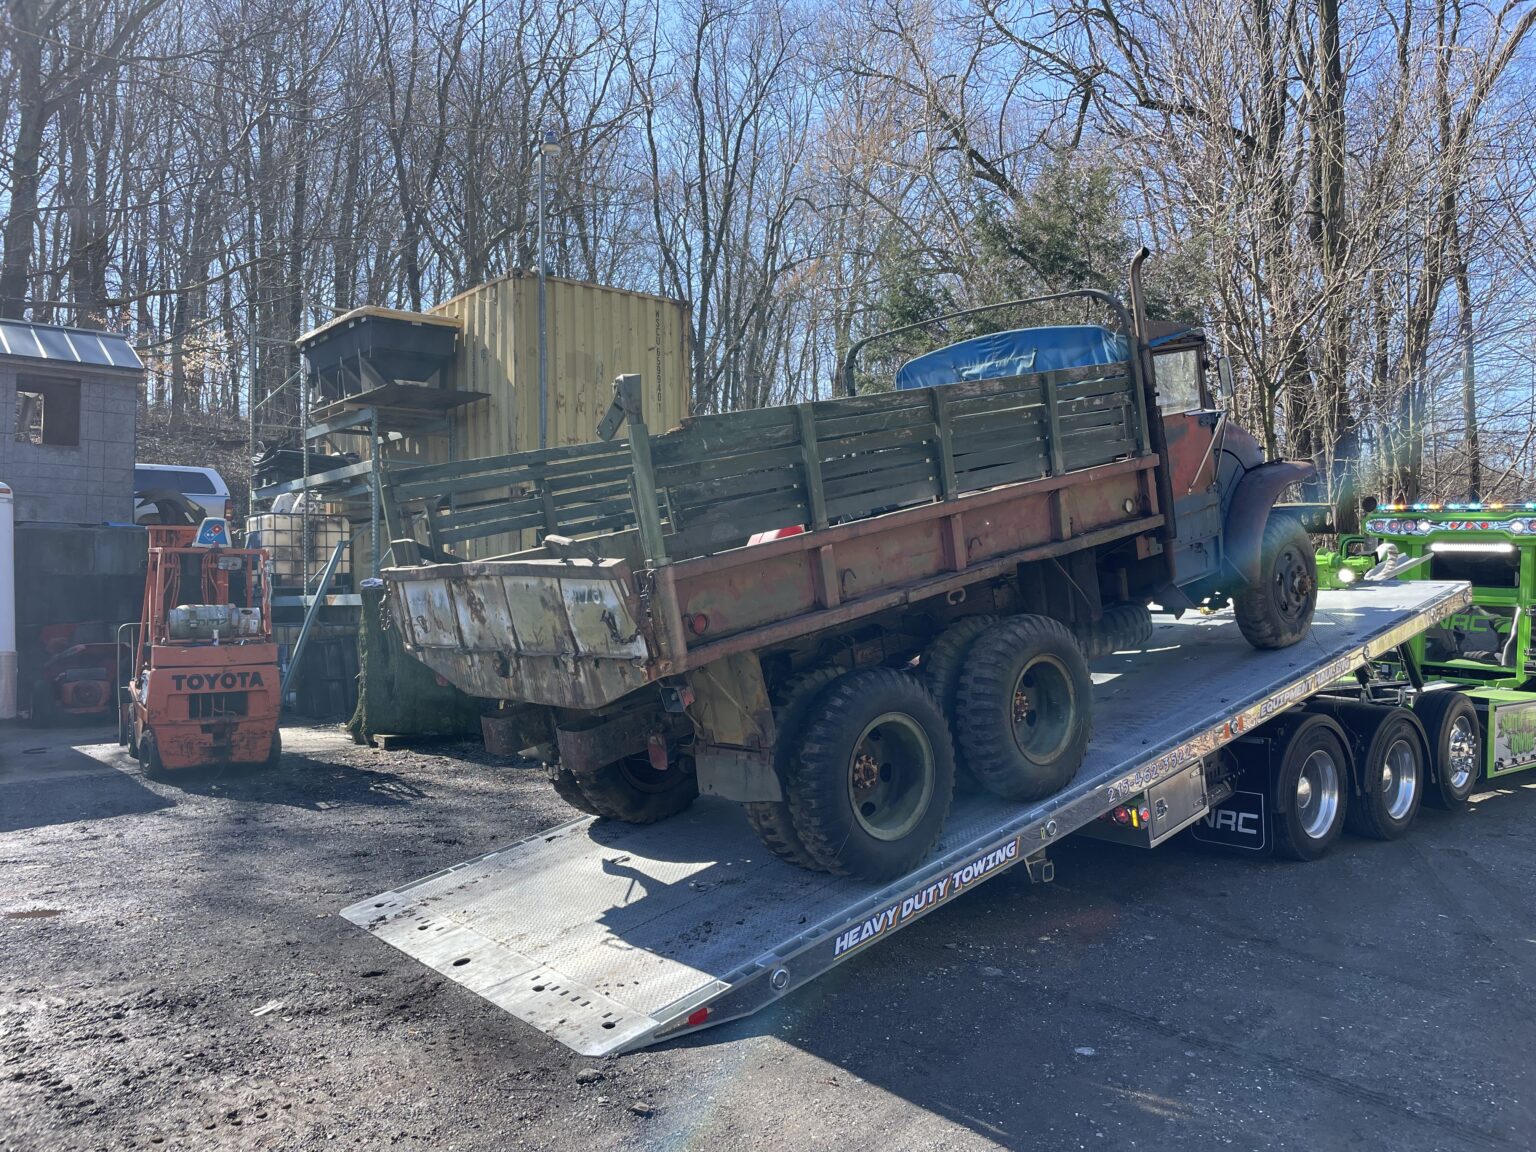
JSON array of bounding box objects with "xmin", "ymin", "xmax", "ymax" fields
[{"xmin": 1297, "ymin": 749, "xmax": 1340, "ymax": 839}]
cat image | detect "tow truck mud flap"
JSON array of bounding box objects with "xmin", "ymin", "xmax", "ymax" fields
[
  {"xmin": 343, "ymin": 581, "xmax": 1470, "ymax": 1055},
  {"xmin": 1188, "ymin": 788, "xmax": 1269, "ymax": 854}
]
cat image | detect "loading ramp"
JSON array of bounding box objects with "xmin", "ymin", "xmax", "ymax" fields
[{"xmin": 342, "ymin": 581, "xmax": 1470, "ymax": 1055}]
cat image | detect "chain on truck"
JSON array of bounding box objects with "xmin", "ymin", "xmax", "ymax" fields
[{"xmin": 337, "ymin": 252, "xmax": 1491, "ymax": 1054}]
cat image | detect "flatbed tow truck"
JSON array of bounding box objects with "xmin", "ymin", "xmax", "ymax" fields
[{"xmin": 344, "ymin": 576, "xmax": 1473, "ymax": 1055}]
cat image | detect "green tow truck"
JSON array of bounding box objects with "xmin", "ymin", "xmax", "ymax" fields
[{"xmin": 1328, "ymin": 502, "xmax": 1536, "ymax": 782}]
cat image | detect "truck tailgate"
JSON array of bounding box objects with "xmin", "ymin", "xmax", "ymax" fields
[
  {"xmin": 343, "ymin": 580, "xmax": 1470, "ymax": 1055},
  {"xmin": 388, "ymin": 557, "xmax": 652, "ymax": 709}
]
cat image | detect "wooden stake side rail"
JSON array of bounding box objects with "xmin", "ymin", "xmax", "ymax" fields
[
  {"xmin": 378, "ymin": 360, "xmax": 1145, "ymax": 566},
  {"xmin": 386, "ymin": 452, "xmax": 1162, "ymax": 704}
]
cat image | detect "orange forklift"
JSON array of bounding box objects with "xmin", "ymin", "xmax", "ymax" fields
[{"xmin": 118, "ymin": 515, "xmax": 281, "ymax": 776}]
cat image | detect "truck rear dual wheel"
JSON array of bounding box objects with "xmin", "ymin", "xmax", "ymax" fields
[
  {"xmin": 744, "ymin": 666, "xmax": 845, "ymax": 871},
  {"xmin": 954, "ymin": 615, "xmax": 1093, "ymax": 801},
  {"xmin": 783, "ymin": 669, "xmax": 956, "ymax": 880},
  {"xmin": 921, "ymin": 616, "xmax": 998, "ymax": 791},
  {"xmin": 1234, "ymin": 516, "xmax": 1317, "ymax": 650},
  {"xmin": 1413, "ymin": 691, "xmax": 1481, "ymax": 811}
]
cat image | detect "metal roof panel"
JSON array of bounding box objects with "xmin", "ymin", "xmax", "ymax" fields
[{"xmin": 0, "ymin": 318, "xmax": 142, "ymax": 371}]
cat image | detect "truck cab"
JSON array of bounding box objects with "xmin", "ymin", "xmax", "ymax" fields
[
  {"xmin": 893, "ymin": 315, "xmax": 1301, "ymax": 613},
  {"xmin": 1365, "ymin": 503, "xmax": 1536, "ymax": 779}
]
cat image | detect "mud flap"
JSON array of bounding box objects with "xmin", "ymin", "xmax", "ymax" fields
[{"xmin": 1185, "ymin": 787, "xmax": 1269, "ymax": 855}]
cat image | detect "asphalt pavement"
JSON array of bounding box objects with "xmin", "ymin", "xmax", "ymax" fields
[{"xmin": 3, "ymin": 720, "xmax": 1534, "ymax": 1151}]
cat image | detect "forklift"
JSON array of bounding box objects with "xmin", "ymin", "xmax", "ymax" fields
[{"xmin": 118, "ymin": 511, "xmax": 281, "ymax": 776}]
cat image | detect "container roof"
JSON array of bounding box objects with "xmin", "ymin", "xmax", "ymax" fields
[{"xmin": 0, "ymin": 318, "xmax": 143, "ymax": 371}]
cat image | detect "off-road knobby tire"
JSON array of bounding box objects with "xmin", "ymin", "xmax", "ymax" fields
[
  {"xmin": 955, "ymin": 615, "xmax": 1092, "ymax": 801},
  {"xmin": 547, "ymin": 763, "xmax": 603, "ymax": 816},
  {"xmin": 920, "ymin": 616, "xmax": 998, "ymax": 790},
  {"xmin": 1413, "ymin": 690, "xmax": 1481, "ymax": 811},
  {"xmin": 1336, "ymin": 705, "xmax": 1425, "ymax": 841},
  {"xmin": 1233, "ymin": 515, "xmax": 1317, "ymax": 650},
  {"xmin": 567, "ymin": 753, "xmax": 699, "ymax": 824},
  {"xmin": 1074, "ymin": 602, "xmax": 1155, "ymax": 661},
  {"xmin": 744, "ymin": 667, "xmax": 846, "ymax": 871},
  {"xmin": 922, "ymin": 616, "xmax": 999, "ymax": 716},
  {"xmin": 1270, "ymin": 713, "xmax": 1351, "ymax": 861},
  {"xmin": 784, "ymin": 669, "xmax": 956, "ymax": 880}
]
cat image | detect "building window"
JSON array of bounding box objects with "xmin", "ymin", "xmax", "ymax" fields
[{"xmin": 14, "ymin": 375, "xmax": 81, "ymax": 446}]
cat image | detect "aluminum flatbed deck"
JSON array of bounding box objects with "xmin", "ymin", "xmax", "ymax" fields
[{"xmin": 342, "ymin": 580, "xmax": 1470, "ymax": 1055}]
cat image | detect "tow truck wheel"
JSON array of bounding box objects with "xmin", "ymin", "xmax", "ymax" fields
[
  {"xmin": 568, "ymin": 751, "xmax": 698, "ymax": 824},
  {"xmin": 955, "ymin": 615, "xmax": 1092, "ymax": 801},
  {"xmin": 920, "ymin": 616, "xmax": 997, "ymax": 791},
  {"xmin": 1233, "ymin": 515, "xmax": 1317, "ymax": 650},
  {"xmin": 1341, "ymin": 707, "xmax": 1426, "ymax": 840},
  {"xmin": 1271, "ymin": 714, "xmax": 1350, "ymax": 861},
  {"xmin": 1413, "ymin": 691, "xmax": 1481, "ymax": 811},
  {"xmin": 785, "ymin": 669, "xmax": 955, "ymax": 880},
  {"xmin": 744, "ymin": 667, "xmax": 845, "ymax": 871}
]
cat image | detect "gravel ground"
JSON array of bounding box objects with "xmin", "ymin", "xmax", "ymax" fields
[{"xmin": 4, "ymin": 720, "xmax": 1536, "ymax": 1152}]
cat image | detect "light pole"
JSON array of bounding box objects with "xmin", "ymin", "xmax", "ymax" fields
[{"xmin": 537, "ymin": 127, "xmax": 561, "ymax": 450}]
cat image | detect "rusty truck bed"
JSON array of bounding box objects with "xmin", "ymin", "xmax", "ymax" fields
[{"xmin": 384, "ymin": 359, "xmax": 1161, "ymax": 707}]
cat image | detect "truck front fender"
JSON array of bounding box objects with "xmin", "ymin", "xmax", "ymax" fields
[{"xmin": 1224, "ymin": 460, "xmax": 1317, "ymax": 585}]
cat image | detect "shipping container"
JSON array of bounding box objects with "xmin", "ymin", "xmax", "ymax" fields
[{"xmin": 430, "ymin": 274, "xmax": 690, "ymax": 460}]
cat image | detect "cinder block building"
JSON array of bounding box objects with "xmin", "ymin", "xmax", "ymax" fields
[{"xmin": 0, "ymin": 319, "xmax": 142, "ymax": 523}]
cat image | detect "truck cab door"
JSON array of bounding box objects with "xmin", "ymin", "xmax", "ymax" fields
[{"xmin": 1153, "ymin": 342, "xmax": 1225, "ymax": 586}]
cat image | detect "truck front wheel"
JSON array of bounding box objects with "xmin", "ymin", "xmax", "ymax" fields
[
  {"xmin": 784, "ymin": 669, "xmax": 955, "ymax": 880},
  {"xmin": 567, "ymin": 752, "xmax": 698, "ymax": 824},
  {"xmin": 1233, "ymin": 516, "xmax": 1317, "ymax": 650},
  {"xmin": 954, "ymin": 615, "xmax": 1092, "ymax": 801}
]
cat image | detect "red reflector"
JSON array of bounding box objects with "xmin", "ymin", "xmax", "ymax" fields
[{"xmin": 686, "ymin": 1007, "xmax": 710, "ymax": 1027}]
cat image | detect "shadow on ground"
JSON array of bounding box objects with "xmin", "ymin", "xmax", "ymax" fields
[
  {"xmin": 0, "ymin": 730, "xmax": 174, "ymax": 833},
  {"xmin": 161, "ymin": 753, "xmax": 429, "ymax": 811}
]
